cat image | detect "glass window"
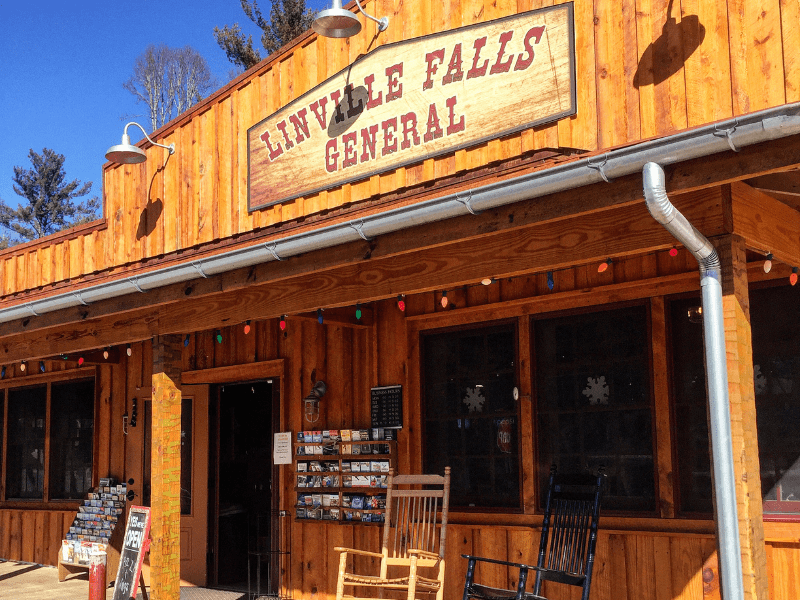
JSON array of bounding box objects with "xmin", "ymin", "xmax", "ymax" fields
[
  {"xmin": 751, "ymin": 285, "xmax": 800, "ymax": 517},
  {"xmin": 669, "ymin": 296, "xmax": 713, "ymax": 514},
  {"xmin": 533, "ymin": 305, "xmax": 655, "ymax": 512},
  {"xmin": 6, "ymin": 386, "xmax": 47, "ymax": 499},
  {"xmin": 422, "ymin": 322, "xmax": 520, "ymax": 509},
  {"xmin": 49, "ymin": 380, "xmax": 95, "ymax": 500}
]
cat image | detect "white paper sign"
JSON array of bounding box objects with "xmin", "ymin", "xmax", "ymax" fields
[{"xmin": 273, "ymin": 431, "xmax": 293, "ymax": 465}]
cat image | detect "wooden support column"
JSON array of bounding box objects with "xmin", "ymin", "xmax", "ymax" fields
[
  {"xmin": 715, "ymin": 235, "xmax": 768, "ymax": 600},
  {"xmin": 150, "ymin": 334, "xmax": 183, "ymax": 600}
]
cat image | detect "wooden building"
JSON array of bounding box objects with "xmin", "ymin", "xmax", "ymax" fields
[{"xmin": 1, "ymin": 1, "xmax": 799, "ymax": 599}]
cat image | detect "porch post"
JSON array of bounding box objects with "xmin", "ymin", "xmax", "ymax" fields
[
  {"xmin": 150, "ymin": 334, "xmax": 183, "ymax": 600},
  {"xmin": 716, "ymin": 235, "xmax": 769, "ymax": 600}
]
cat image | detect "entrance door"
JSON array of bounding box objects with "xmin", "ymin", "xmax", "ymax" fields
[
  {"xmin": 180, "ymin": 385, "xmax": 209, "ymax": 585},
  {"xmin": 209, "ymin": 380, "xmax": 279, "ymax": 594},
  {"xmin": 141, "ymin": 385, "xmax": 209, "ymax": 585}
]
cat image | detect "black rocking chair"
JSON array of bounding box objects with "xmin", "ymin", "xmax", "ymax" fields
[{"xmin": 462, "ymin": 467, "xmax": 605, "ymax": 600}]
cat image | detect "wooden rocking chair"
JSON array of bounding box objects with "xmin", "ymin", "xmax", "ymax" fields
[
  {"xmin": 335, "ymin": 467, "xmax": 451, "ymax": 600},
  {"xmin": 462, "ymin": 467, "xmax": 605, "ymax": 600}
]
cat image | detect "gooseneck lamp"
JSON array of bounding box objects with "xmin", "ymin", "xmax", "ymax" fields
[
  {"xmin": 105, "ymin": 121, "xmax": 176, "ymax": 165},
  {"xmin": 312, "ymin": 0, "xmax": 388, "ymax": 38}
]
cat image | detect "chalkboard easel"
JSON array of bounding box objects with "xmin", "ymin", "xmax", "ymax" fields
[{"xmin": 112, "ymin": 505, "xmax": 151, "ymax": 600}]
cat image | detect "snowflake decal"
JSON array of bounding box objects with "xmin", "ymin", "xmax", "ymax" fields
[
  {"xmin": 582, "ymin": 376, "xmax": 609, "ymax": 405},
  {"xmin": 463, "ymin": 387, "xmax": 486, "ymax": 413},
  {"xmin": 754, "ymin": 365, "xmax": 767, "ymax": 395}
]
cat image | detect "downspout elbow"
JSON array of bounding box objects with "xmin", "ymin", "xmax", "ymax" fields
[{"xmin": 642, "ymin": 162, "xmax": 720, "ymax": 279}]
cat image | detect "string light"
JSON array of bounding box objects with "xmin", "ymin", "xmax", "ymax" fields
[
  {"xmin": 78, "ymin": 356, "xmax": 85, "ymax": 366},
  {"xmin": 598, "ymin": 258, "xmax": 613, "ymax": 273},
  {"xmin": 279, "ymin": 315, "xmax": 287, "ymax": 331},
  {"xmin": 481, "ymin": 277, "xmax": 497, "ymax": 286},
  {"xmin": 244, "ymin": 320, "xmax": 251, "ymax": 335},
  {"xmin": 0, "ymin": 366, "xmax": 5, "ymax": 379},
  {"xmin": 440, "ymin": 291, "xmax": 448, "ymax": 308},
  {"xmin": 184, "ymin": 335, "xmax": 190, "ymax": 347},
  {"xmin": 397, "ymin": 294, "xmax": 406, "ymax": 312},
  {"xmin": 669, "ymin": 247, "xmax": 678, "ymax": 257},
  {"xmin": 547, "ymin": 271, "xmax": 555, "ymax": 291},
  {"xmin": 791, "ymin": 267, "xmax": 798, "ymax": 286},
  {"xmin": 39, "ymin": 361, "xmax": 45, "ymax": 373},
  {"xmin": 103, "ymin": 347, "xmax": 110, "ymax": 360},
  {"xmin": 126, "ymin": 344, "xmax": 132, "ymax": 357},
  {"xmin": 763, "ymin": 252, "xmax": 773, "ymax": 274},
  {"xmin": 215, "ymin": 330, "xmax": 223, "ymax": 344},
  {"xmin": 20, "ymin": 361, "xmax": 26, "ymax": 372},
  {"xmin": 317, "ymin": 309, "xmax": 324, "ymax": 324},
  {"xmin": 355, "ymin": 303, "xmax": 362, "ymax": 320}
]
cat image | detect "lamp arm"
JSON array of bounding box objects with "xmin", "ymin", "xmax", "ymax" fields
[
  {"xmin": 353, "ymin": 0, "xmax": 389, "ymax": 31},
  {"xmin": 123, "ymin": 122, "xmax": 176, "ymax": 155}
]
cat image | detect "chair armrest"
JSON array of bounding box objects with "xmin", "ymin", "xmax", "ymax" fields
[
  {"xmin": 334, "ymin": 547, "xmax": 384, "ymax": 559},
  {"xmin": 461, "ymin": 555, "xmax": 536, "ymax": 571},
  {"xmin": 408, "ymin": 548, "xmax": 440, "ymax": 561}
]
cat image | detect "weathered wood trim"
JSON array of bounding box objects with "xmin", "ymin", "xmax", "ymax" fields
[
  {"xmin": 181, "ymin": 359, "xmax": 285, "ymax": 385},
  {"xmin": 650, "ymin": 296, "xmax": 676, "ymax": 519}
]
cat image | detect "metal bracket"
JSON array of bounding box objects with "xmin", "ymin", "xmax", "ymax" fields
[
  {"xmin": 349, "ymin": 219, "xmax": 372, "ymax": 241},
  {"xmin": 72, "ymin": 291, "xmax": 89, "ymax": 306},
  {"xmin": 25, "ymin": 303, "xmax": 40, "ymax": 317},
  {"xmin": 265, "ymin": 242, "xmax": 283, "ymax": 261},
  {"xmin": 192, "ymin": 262, "xmax": 209, "ymax": 278},
  {"xmin": 587, "ymin": 155, "xmax": 612, "ymax": 183},
  {"xmin": 128, "ymin": 277, "xmax": 146, "ymax": 293},
  {"xmin": 456, "ymin": 190, "xmax": 481, "ymax": 215},
  {"xmin": 713, "ymin": 123, "xmax": 740, "ymax": 152}
]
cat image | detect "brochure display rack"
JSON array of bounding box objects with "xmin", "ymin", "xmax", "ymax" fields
[{"xmin": 294, "ymin": 429, "xmax": 395, "ymax": 524}]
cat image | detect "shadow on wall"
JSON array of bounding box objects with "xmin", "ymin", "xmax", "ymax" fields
[{"xmin": 633, "ymin": 0, "xmax": 705, "ymax": 88}]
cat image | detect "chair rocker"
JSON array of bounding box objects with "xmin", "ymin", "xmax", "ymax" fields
[
  {"xmin": 334, "ymin": 467, "xmax": 451, "ymax": 600},
  {"xmin": 462, "ymin": 467, "xmax": 605, "ymax": 600}
]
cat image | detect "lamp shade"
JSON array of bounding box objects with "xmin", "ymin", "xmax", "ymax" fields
[
  {"xmin": 105, "ymin": 133, "xmax": 147, "ymax": 164},
  {"xmin": 312, "ymin": 0, "xmax": 362, "ymax": 38}
]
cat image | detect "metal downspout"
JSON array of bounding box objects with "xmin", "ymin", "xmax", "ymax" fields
[{"xmin": 642, "ymin": 162, "xmax": 744, "ymax": 600}]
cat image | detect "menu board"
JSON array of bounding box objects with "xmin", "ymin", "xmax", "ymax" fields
[
  {"xmin": 370, "ymin": 385, "xmax": 403, "ymax": 429},
  {"xmin": 112, "ymin": 506, "xmax": 151, "ymax": 600}
]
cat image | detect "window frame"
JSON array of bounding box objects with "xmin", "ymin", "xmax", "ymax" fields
[
  {"xmin": 419, "ymin": 317, "xmax": 523, "ymax": 512},
  {"xmin": 530, "ymin": 300, "xmax": 660, "ymax": 517},
  {"xmin": 0, "ymin": 369, "xmax": 97, "ymax": 508}
]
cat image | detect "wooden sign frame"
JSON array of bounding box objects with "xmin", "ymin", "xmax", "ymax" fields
[
  {"xmin": 112, "ymin": 505, "xmax": 151, "ymax": 600},
  {"xmin": 248, "ymin": 3, "xmax": 576, "ymax": 211}
]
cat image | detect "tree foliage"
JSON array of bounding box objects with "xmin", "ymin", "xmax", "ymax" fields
[
  {"xmin": 124, "ymin": 44, "xmax": 218, "ymax": 132},
  {"xmin": 214, "ymin": 0, "xmax": 316, "ymax": 72},
  {"xmin": 0, "ymin": 148, "xmax": 100, "ymax": 244}
]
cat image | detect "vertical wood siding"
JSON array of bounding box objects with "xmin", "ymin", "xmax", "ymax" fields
[{"xmin": 1, "ymin": 0, "xmax": 799, "ymax": 297}]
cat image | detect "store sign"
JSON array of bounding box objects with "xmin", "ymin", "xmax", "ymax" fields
[{"xmin": 247, "ymin": 3, "xmax": 575, "ymax": 211}]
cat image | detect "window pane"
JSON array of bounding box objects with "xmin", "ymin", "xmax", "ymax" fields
[
  {"xmin": 6, "ymin": 386, "xmax": 47, "ymax": 499},
  {"xmin": 751, "ymin": 286, "xmax": 800, "ymax": 516},
  {"xmin": 422, "ymin": 322, "xmax": 520, "ymax": 508},
  {"xmin": 49, "ymin": 380, "xmax": 95, "ymax": 500},
  {"xmin": 534, "ymin": 305, "xmax": 655, "ymax": 512},
  {"xmin": 669, "ymin": 296, "xmax": 713, "ymax": 514}
]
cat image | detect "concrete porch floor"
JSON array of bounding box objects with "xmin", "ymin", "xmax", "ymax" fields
[{"xmin": 0, "ymin": 560, "xmax": 256, "ymax": 600}]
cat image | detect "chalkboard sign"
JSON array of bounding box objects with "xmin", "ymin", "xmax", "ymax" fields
[
  {"xmin": 371, "ymin": 385, "xmax": 403, "ymax": 429},
  {"xmin": 112, "ymin": 506, "xmax": 151, "ymax": 600}
]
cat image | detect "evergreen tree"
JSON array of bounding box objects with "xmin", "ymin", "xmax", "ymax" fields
[
  {"xmin": 0, "ymin": 148, "xmax": 100, "ymax": 244},
  {"xmin": 214, "ymin": 0, "xmax": 316, "ymax": 72}
]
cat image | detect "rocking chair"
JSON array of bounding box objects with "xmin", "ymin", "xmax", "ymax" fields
[
  {"xmin": 334, "ymin": 467, "xmax": 451, "ymax": 600},
  {"xmin": 462, "ymin": 467, "xmax": 605, "ymax": 600}
]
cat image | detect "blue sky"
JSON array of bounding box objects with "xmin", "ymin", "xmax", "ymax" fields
[{"xmin": 0, "ymin": 0, "xmax": 325, "ymax": 211}]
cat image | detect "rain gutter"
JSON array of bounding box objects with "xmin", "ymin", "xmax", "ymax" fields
[
  {"xmin": 2, "ymin": 102, "xmax": 799, "ymax": 325},
  {"xmin": 643, "ymin": 162, "xmax": 743, "ymax": 600}
]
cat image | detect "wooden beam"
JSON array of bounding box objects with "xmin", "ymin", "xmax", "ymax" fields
[
  {"xmin": 181, "ymin": 359, "xmax": 284, "ymax": 385},
  {"xmin": 715, "ymin": 235, "xmax": 769, "ymax": 600},
  {"xmin": 0, "ymin": 195, "xmax": 726, "ymax": 363},
  {"xmin": 730, "ymin": 181, "xmax": 800, "ymax": 266},
  {"xmin": 149, "ymin": 334, "xmax": 182, "ymax": 600}
]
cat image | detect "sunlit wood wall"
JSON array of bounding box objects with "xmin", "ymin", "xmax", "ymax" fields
[{"xmin": 1, "ymin": 0, "xmax": 799, "ymax": 299}]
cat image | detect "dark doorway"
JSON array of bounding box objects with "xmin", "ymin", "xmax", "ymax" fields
[{"xmin": 209, "ymin": 380, "xmax": 280, "ymax": 595}]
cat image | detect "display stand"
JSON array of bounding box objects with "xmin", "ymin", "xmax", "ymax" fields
[{"xmin": 294, "ymin": 433, "xmax": 395, "ymax": 524}]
